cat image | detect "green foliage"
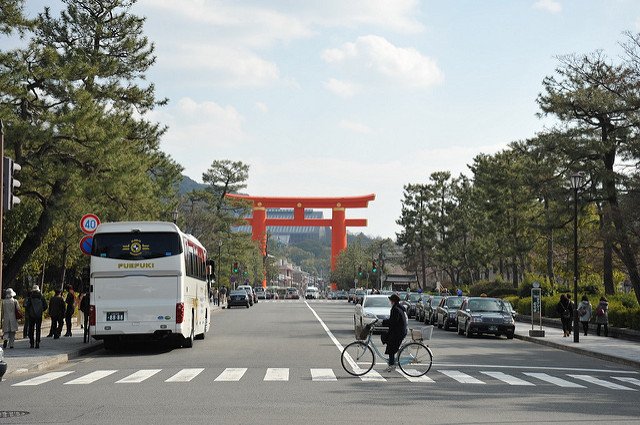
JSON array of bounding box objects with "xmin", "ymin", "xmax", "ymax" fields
[
  {"xmin": 468, "ymin": 279, "xmax": 518, "ymax": 298},
  {"xmin": 517, "ymin": 274, "xmax": 554, "ymax": 297}
]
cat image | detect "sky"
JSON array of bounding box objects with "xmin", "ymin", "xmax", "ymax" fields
[{"xmin": 14, "ymin": 0, "xmax": 640, "ymax": 238}]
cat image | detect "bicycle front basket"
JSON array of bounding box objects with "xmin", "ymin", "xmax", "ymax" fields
[
  {"xmin": 421, "ymin": 325, "xmax": 434, "ymax": 341},
  {"xmin": 355, "ymin": 324, "xmax": 369, "ymax": 340}
]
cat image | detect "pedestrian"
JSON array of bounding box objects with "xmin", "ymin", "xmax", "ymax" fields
[
  {"xmin": 24, "ymin": 285, "xmax": 47, "ymax": 349},
  {"xmin": 76, "ymin": 291, "xmax": 84, "ymax": 329},
  {"xmin": 595, "ymin": 296, "xmax": 609, "ymax": 337},
  {"xmin": 577, "ymin": 295, "xmax": 592, "ymax": 336},
  {"xmin": 211, "ymin": 287, "xmax": 218, "ymax": 305},
  {"xmin": 456, "ymin": 288, "xmax": 463, "ymax": 296},
  {"xmin": 219, "ymin": 286, "xmax": 227, "ymax": 306},
  {"xmin": 2, "ymin": 288, "xmax": 21, "ymax": 349},
  {"xmin": 79, "ymin": 290, "xmax": 90, "ymax": 330},
  {"xmin": 556, "ymin": 294, "xmax": 573, "ymax": 337},
  {"xmin": 47, "ymin": 289, "xmax": 66, "ymax": 339},
  {"xmin": 381, "ymin": 293, "xmax": 408, "ymax": 372},
  {"xmin": 64, "ymin": 284, "xmax": 76, "ymax": 337}
]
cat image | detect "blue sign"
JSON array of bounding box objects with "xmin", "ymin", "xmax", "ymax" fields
[{"xmin": 80, "ymin": 235, "xmax": 93, "ymax": 256}]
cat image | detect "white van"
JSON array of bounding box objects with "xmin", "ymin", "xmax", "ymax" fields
[{"xmin": 305, "ymin": 286, "xmax": 320, "ymax": 300}]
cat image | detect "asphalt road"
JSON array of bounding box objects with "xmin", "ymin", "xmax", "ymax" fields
[{"xmin": 1, "ymin": 300, "xmax": 639, "ymax": 425}]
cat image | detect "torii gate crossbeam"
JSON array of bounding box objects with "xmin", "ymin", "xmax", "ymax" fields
[{"xmin": 226, "ymin": 194, "xmax": 375, "ymax": 283}]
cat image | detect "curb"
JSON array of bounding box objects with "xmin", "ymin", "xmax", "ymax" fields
[
  {"xmin": 5, "ymin": 342, "xmax": 104, "ymax": 377},
  {"xmin": 514, "ymin": 333, "xmax": 640, "ymax": 370}
]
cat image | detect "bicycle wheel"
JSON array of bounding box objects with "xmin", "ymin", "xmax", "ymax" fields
[
  {"xmin": 398, "ymin": 342, "xmax": 432, "ymax": 377},
  {"xmin": 341, "ymin": 341, "xmax": 375, "ymax": 376}
]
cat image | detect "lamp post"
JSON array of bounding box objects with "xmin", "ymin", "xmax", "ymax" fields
[{"xmin": 570, "ymin": 172, "xmax": 584, "ymax": 343}]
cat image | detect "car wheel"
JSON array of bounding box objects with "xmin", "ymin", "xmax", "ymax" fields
[
  {"xmin": 506, "ymin": 330, "xmax": 514, "ymax": 340},
  {"xmin": 465, "ymin": 323, "xmax": 473, "ymax": 338}
]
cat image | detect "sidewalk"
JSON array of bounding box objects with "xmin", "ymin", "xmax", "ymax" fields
[
  {"xmin": 2, "ymin": 302, "xmax": 225, "ymax": 379},
  {"xmin": 514, "ymin": 322, "xmax": 640, "ymax": 369}
]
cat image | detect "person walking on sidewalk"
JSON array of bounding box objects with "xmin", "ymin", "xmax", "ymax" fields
[
  {"xmin": 556, "ymin": 294, "xmax": 573, "ymax": 337},
  {"xmin": 595, "ymin": 296, "xmax": 609, "ymax": 337},
  {"xmin": 2, "ymin": 288, "xmax": 21, "ymax": 349},
  {"xmin": 577, "ymin": 295, "xmax": 592, "ymax": 336},
  {"xmin": 24, "ymin": 285, "xmax": 47, "ymax": 349},
  {"xmin": 48, "ymin": 289, "xmax": 66, "ymax": 339},
  {"xmin": 64, "ymin": 285, "xmax": 76, "ymax": 337}
]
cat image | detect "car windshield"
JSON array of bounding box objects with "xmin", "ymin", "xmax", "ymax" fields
[
  {"xmin": 430, "ymin": 296, "xmax": 443, "ymax": 305},
  {"xmin": 468, "ymin": 299, "xmax": 504, "ymax": 312},
  {"xmin": 446, "ymin": 297, "xmax": 464, "ymax": 308},
  {"xmin": 363, "ymin": 297, "xmax": 390, "ymax": 308},
  {"xmin": 409, "ymin": 294, "xmax": 421, "ymax": 302}
]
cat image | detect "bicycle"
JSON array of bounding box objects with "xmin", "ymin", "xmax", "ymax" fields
[{"xmin": 341, "ymin": 319, "xmax": 433, "ymax": 377}]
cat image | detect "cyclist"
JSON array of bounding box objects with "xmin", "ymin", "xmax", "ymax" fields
[{"xmin": 381, "ymin": 293, "xmax": 407, "ymax": 372}]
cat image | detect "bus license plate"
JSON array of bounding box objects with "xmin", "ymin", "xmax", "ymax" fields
[{"xmin": 106, "ymin": 312, "xmax": 125, "ymax": 321}]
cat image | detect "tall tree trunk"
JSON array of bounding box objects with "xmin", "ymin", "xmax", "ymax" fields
[
  {"xmin": 602, "ymin": 204, "xmax": 615, "ymax": 295},
  {"xmin": 545, "ymin": 197, "xmax": 555, "ymax": 286},
  {"xmin": 512, "ymin": 256, "xmax": 519, "ymax": 288}
]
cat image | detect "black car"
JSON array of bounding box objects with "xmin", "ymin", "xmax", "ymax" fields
[
  {"xmin": 456, "ymin": 297, "xmax": 515, "ymax": 339},
  {"xmin": 424, "ymin": 295, "xmax": 444, "ymax": 325},
  {"xmin": 227, "ymin": 290, "xmax": 251, "ymax": 308},
  {"xmin": 415, "ymin": 294, "xmax": 430, "ymax": 322},
  {"xmin": 436, "ymin": 296, "xmax": 464, "ymax": 330},
  {"xmin": 401, "ymin": 292, "xmax": 422, "ymax": 319},
  {"xmin": 336, "ymin": 290, "xmax": 348, "ymax": 300}
]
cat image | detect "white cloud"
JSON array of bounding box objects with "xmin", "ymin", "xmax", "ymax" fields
[
  {"xmin": 533, "ymin": 0, "xmax": 562, "ymax": 14},
  {"xmin": 339, "ymin": 119, "xmax": 373, "ymax": 134},
  {"xmin": 324, "ymin": 78, "xmax": 359, "ymax": 98},
  {"xmin": 322, "ymin": 35, "xmax": 443, "ymax": 88},
  {"xmin": 150, "ymin": 97, "xmax": 246, "ymax": 178},
  {"xmin": 255, "ymin": 102, "xmax": 269, "ymax": 113}
]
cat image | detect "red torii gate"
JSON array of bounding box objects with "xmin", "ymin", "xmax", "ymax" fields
[{"xmin": 226, "ymin": 194, "xmax": 375, "ymax": 280}]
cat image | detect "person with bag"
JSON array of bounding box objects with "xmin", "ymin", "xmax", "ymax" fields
[
  {"xmin": 2, "ymin": 288, "xmax": 21, "ymax": 349},
  {"xmin": 556, "ymin": 294, "xmax": 573, "ymax": 337},
  {"xmin": 381, "ymin": 293, "xmax": 408, "ymax": 372},
  {"xmin": 577, "ymin": 295, "xmax": 592, "ymax": 336},
  {"xmin": 595, "ymin": 296, "xmax": 609, "ymax": 337},
  {"xmin": 47, "ymin": 289, "xmax": 66, "ymax": 339},
  {"xmin": 24, "ymin": 285, "xmax": 48, "ymax": 349}
]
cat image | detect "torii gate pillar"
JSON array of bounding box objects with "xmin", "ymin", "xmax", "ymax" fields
[{"xmin": 226, "ymin": 194, "xmax": 375, "ymax": 279}]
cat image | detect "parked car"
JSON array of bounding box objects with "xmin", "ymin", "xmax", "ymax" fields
[
  {"xmin": 415, "ymin": 294, "xmax": 431, "ymax": 322},
  {"xmin": 237, "ymin": 285, "xmax": 256, "ymax": 304},
  {"xmin": 227, "ymin": 290, "xmax": 251, "ymax": 308},
  {"xmin": 502, "ymin": 300, "xmax": 517, "ymax": 320},
  {"xmin": 354, "ymin": 289, "xmax": 367, "ymax": 305},
  {"xmin": 305, "ymin": 286, "xmax": 320, "ymax": 299},
  {"xmin": 285, "ymin": 288, "xmax": 300, "ymax": 300},
  {"xmin": 348, "ymin": 288, "xmax": 357, "ymax": 303},
  {"xmin": 425, "ymin": 295, "xmax": 444, "ymax": 324},
  {"xmin": 354, "ymin": 294, "xmax": 391, "ymax": 330},
  {"xmin": 0, "ymin": 346, "xmax": 6, "ymax": 381},
  {"xmin": 456, "ymin": 297, "xmax": 515, "ymax": 339},
  {"xmin": 336, "ymin": 290, "xmax": 348, "ymax": 300},
  {"xmin": 436, "ymin": 296, "xmax": 464, "ymax": 330},
  {"xmin": 401, "ymin": 292, "xmax": 422, "ymax": 318}
]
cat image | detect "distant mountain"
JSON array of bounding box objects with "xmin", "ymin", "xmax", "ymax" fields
[{"xmin": 178, "ymin": 175, "xmax": 207, "ymax": 194}]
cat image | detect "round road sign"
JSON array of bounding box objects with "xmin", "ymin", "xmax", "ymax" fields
[
  {"xmin": 80, "ymin": 214, "xmax": 100, "ymax": 234},
  {"xmin": 80, "ymin": 235, "xmax": 93, "ymax": 256}
]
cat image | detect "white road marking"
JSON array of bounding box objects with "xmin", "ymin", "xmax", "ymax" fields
[
  {"xmin": 399, "ymin": 370, "xmax": 435, "ymax": 383},
  {"xmin": 165, "ymin": 368, "xmax": 204, "ymax": 382},
  {"xmin": 64, "ymin": 370, "xmax": 117, "ymax": 385},
  {"xmin": 480, "ymin": 371, "xmax": 535, "ymax": 386},
  {"xmin": 12, "ymin": 371, "xmax": 74, "ymax": 386},
  {"xmin": 568, "ymin": 375, "xmax": 637, "ymax": 391},
  {"xmin": 612, "ymin": 377, "xmax": 640, "ymax": 387},
  {"xmin": 523, "ymin": 372, "xmax": 585, "ymax": 388},
  {"xmin": 310, "ymin": 368, "xmax": 337, "ymax": 381},
  {"xmin": 264, "ymin": 368, "xmax": 289, "ymax": 381},
  {"xmin": 115, "ymin": 369, "xmax": 161, "ymax": 383},
  {"xmin": 433, "ymin": 363, "xmax": 637, "ymax": 374},
  {"xmin": 359, "ymin": 369, "xmax": 386, "ymax": 382},
  {"xmin": 439, "ymin": 370, "xmax": 485, "ymax": 384},
  {"xmin": 214, "ymin": 368, "xmax": 247, "ymax": 382}
]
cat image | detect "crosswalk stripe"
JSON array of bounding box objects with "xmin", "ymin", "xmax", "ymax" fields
[
  {"xmin": 399, "ymin": 370, "xmax": 435, "ymax": 383},
  {"xmin": 264, "ymin": 368, "xmax": 289, "ymax": 381},
  {"xmin": 481, "ymin": 371, "xmax": 534, "ymax": 386},
  {"xmin": 215, "ymin": 368, "xmax": 247, "ymax": 381},
  {"xmin": 12, "ymin": 371, "xmax": 74, "ymax": 386},
  {"xmin": 439, "ymin": 370, "xmax": 485, "ymax": 384},
  {"xmin": 523, "ymin": 372, "xmax": 585, "ymax": 388},
  {"xmin": 65, "ymin": 370, "xmax": 118, "ymax": 385},
  {"xmin": 568, "ymin": 375, "xmax": 637, "ymax": 391},
  {"xmin": 165, "ymin": 368, "xmax": 204, "ymax": 382},
  {"xmin": 310, "ymin": 368, "xmax": 337, "ymax": 381},
  {"xmin": 612, "ymin": 377, "xmax": 640, "ymax": 387},
  {"xmin": 116, "ymin": 369, "xmax": 161, "ymax": 383},
  {"xmin": 359, "ymin": 369, "xmax": 386, "ymax": 382}
]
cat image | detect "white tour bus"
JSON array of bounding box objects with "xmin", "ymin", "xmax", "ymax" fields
[{"xmin": 89, "ymin": 221, "xmax": 211, "ymax": 349}]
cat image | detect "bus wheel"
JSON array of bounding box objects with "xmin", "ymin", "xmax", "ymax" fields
[
  {"xmin": 103, "ymin": 338, "xmax": 116, "ymax": 351},
  {"xmin": 182, "ymin": 320, "xmax": 194, "ymax": 348}
]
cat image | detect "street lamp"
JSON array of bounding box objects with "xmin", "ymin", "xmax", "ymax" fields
[{"xmin": 570, "ymin": 172, "xmax": 584, "ymax": 343}]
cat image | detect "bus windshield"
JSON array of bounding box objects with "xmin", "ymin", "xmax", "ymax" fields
[{"xmin": 92, "ymin": 232, "xmax": 182, "ymax": 260}]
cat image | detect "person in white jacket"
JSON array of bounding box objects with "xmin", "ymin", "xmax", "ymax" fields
[
  {"xmin": 577, "ymin": 295, "xmax": 592, "ymax": 336},
  {"xmin": 2, "ymin": 288, "xmax": 21, "ymax": 349}
]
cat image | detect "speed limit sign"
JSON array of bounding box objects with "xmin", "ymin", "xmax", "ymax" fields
[{"xmin": 80, "ymin": 214, "xmax": 101, "ymax": 235}]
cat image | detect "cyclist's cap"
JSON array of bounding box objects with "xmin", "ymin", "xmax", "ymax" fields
[{"xmin": 388, "ymin": 293, "xmax": 400, "ymax": 302}]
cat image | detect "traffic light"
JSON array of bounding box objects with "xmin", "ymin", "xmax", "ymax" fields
[
  {"xmin": 3, "ymin": 156, "xmax": 21, "ymax": 211},
  {"xmin": 232, "ymin": 262, "xmax": 239, "ymax": 274},
  {"xmin": 372, "ymin": 261, "xmax": 377, "ymax": 273},
  {"xmin": 358, "ymin": 266, "xmax": 363, "ymax": 278}
]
